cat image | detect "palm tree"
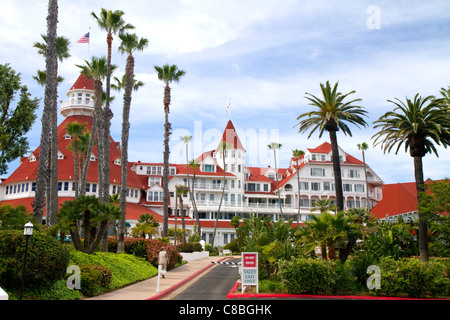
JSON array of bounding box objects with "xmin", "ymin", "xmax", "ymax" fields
[
  {"xmin": 292, "ymin": 149, "xmax": 304, "ymax": 223},
  {"xmin": 181, "ymin": 135, "xmax": 197, "ymax": 235},
  {"xmin": 131, "ymin": 214, "xmax": 160, "ymax": 239},
  {"xmin": 35, "ymin": 34, "xmax": 71, "ymax": 228},
  {"xmin": 311, "ymin": 198, "xmax": 337, "ymax": 214},
  {"xmin": 296, "ymin": 81, "xmax": 368, "ymax": 211},
  {"xmin": 189, "ymin": 159, "xmax": 201, "ymax": 235},
  {"xmin": 91, "ymin": 8, "xmax": 134, "ymax": 204},
  {"xmin": 372, "ymin": 93, "xmax": 450, "ymax": 262},
  {"xmin": 114, "ymin": 32, "xmax": 148, "ymax": 254},
  {"xmin": 211, "ymin": 142, "xmax": 229, "ymax": 248},
  {"xmin": 357, "ymin": 142, "xmax": 370, "ymax": 208},
  {"xmin": 65, "ymin": 121, "xmax": 87, "ymax": 198},
  {"xmin": 33, "ymin": 0, "xmax": 59, "ymax": 225},
  {"xmin": 76, "ymin": 57, "xmax": 116, "ymax": 197},
  {"xmin": 268, "ymin": 142, "xmax": 283, "ymax": 217},
  {"xmin": 154, "ymin": 64, "xmax": 186, "ymax": 237}
]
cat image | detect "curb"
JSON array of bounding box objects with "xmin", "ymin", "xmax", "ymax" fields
[
  {"xmin": 146, "ymin": 256, "xmax": 231, "ymax": 300},
  {"xmin": 226, "ymin": 281, "xmax": 449, "ymax": 300}
]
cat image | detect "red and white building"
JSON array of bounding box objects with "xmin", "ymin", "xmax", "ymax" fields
[{"xmin": 0, "ymin": 74, "xmax": 385, "ymax": 247}]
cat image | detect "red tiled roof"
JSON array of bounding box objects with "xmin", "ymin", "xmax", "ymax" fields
[
  {"xmin": 371, "ymin": 180, "xmax": 449, "ymax": 218},
  {"xmin": 307, "ymin": 142, "xmax": 332, "ymax": 153},
  {"xmin": 70, "ymin": 73, "xmax": 95, "ymax": 91},
  {"xmin": 3, "ymin": 115, "xmax": 144, "ymax": 189}
]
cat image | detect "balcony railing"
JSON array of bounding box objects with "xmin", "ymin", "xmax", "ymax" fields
[{"xmin": 61, "ymin": 99, "xmax": 95, "ymax": 110}]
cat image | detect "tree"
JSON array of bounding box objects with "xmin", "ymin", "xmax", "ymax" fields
[
  {"xmin": 76, "ymin": 57, "xmax": 116, "ymax": 197},
  {"xmin": 311, "ymin": 198, "xmax": 337, "ymax": 214},
  {"xmin": 189, "ymin": 159, "xmax": 201, "ymax": 235},
  {"xmin": 182, "ymin": 135, "xmax": 201, "ymax": 236},
  {"xmin": 296, "ymin": 81, "xmax": 368, "ymax": 211},
  {"xmin": 211, "ymin": 141, "xmax": 229, "ymax": 248},
  {"xmin": 131, "ymin": 214, "xmax": 160, "ymax": 239},
  {"xmin": 91, "ymin": 8, "xmax": 134, "ymax": 205},
  {"xmin": 33, "ymin": 0, "xmax": 59, "ymax": 225},
  {"xmin": 65, "ymin": 121, "xmax": 87, "ymax": 198},
  {"xmin": 0, "ymin": 64, "xmax": 39, "ymax": 175},
  {"xmin": 175, "ymin": 185, "xmax": 189, "ymax": 244},
  {"xmin": 33, "ymin": 34, "xmax": 71, "ymax": 226},
  {"xmin": 373, "ymin": 94, "xmax": 450, "ymax": 262},
  {"xmin": 292, "ymin": 149, "xmax": 304, "ymax": 223},
  {"xmin": 268, "ymin": 142, "xmax": 283, "ymax": 217},
  {"xmin": 357, "ymin": 142, "xmax": 371, "ymax": 208},
  {"xmin": 154, "ymin": 64, "xmax": 186, "ymax": 237},
  {"xmin": 57, "ymin": 195, "xmax": 121, "ymax": 254},
  {"xmin": 114, "ymin": 32, "xmax": 148, "ymax": 254}
]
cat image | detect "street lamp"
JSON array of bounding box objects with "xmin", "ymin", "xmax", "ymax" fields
[{"xmin": 19, "ymin": 221, "xmax": 33, "ymax": 300}]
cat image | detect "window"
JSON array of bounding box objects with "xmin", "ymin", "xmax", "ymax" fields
[
  {"xmin": 311, "ymin": 182, "xmax": 320, "ymax": 191},
  {"xmin": 300, "ymin": 182, "xmax": 309, "ymax": 191},
  {"xmin": 210, "ymin": 194, "xmax": 214, "ymax": 201},
  {"xmin": 58, "ymin": 182, "xmax": 62, "ymax": 191},
  {"xmin": 231, "ymin": 164, "xmax": 235, "ymax": 172},
  {"xmin": 264, "ymin": 184, "xmax": 269, "ymax": 192},
  {"xmin": 64, "ymin": 182, "xmax": 69, "ymax": 191},
  {"xmin": 231, "ymin": 180, "xmax": 235, "ymax": 189},
  {"xmin": 170, "ymin": 168, "xmax": 176, "ymax": 175},
  {"xmin": 348, "ymin": 170, "xmax": 360, "ymax": 178},
  {"xmin": 311, "ymin": 168, "xmax": 325, "ymax": 177},
  {"xmin": 86, "ymin": 183, "xmax": 91, "ymax": 193},
  {"xmin": 324, "ymin": 181, "xmax": 331, "ymax": 191},
  {"xmin": 247, "ymin": 183, "xmax": 256, "ymax": 191},
  {"xmin": 343, "ymin": 184, "xmax": 352, "ymax": 192},
  {"xmin": 32, "ymin": 182, "xmax": 36, "ymax": 192},
  {"xmin": 355, "ymin": 184, "xmax": 365, "ymax": 192},
  {"xmin": 92, "ymin": 183, "xmax": 97, "ymax": 193},
  {"xmin": 203, "ymin": 164, "xmax": 214, "ymax": 172}
]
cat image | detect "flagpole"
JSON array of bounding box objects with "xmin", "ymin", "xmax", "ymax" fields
[{"xmin": 88, "ymin": 27, "xmax": 91, "ymax": 59}]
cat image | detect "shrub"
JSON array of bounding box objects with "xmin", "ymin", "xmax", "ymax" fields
[
  {"xmin": 278, "ymin": 257, "xmax": 336, "ymax": 295},
  {"xmin": 0, "ymin": 230, "xmax": 70, "ymax": 288},
  {"xmin": 177, "ymin": 242, "xmax": 202, "ymax": 253},
  {"xmin": 78, "ymin": 264, "xmax": 112, "ymax": 297},
  {"xmin": 108, "ymin": 237, "xmax": 182, "ymax": 270},
  {"xmin": 375, "ymin": 257, "xmax": 450, "ymax": 298}
]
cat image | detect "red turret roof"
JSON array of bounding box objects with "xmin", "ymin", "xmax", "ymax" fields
[
  {"xmin": 218, "ymin": 120, "xmax": 245, "ymax": 151},
  {"xmin": 70, "ymin": 73, "xmax": 95, "ymax": 91}
]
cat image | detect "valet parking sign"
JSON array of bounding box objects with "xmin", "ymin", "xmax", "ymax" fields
[{"xmin": 241, "ymin": 252, "xmax": 258, "ymax": 293}]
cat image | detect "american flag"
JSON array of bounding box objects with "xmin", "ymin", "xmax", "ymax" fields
[{"xmin": 77, "ymin": 32, "xmax": 90, "ymax": 44}]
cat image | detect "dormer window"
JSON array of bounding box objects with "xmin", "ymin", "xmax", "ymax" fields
[
  {"xmin": 64, "ymin": 134, "xmax": 71, "ymax": 139},
  {"xmin": 29, "ymin": 154, "xmax": 36, "ymax": 162},
  {"xmin": 114, "ymin": 158, "xmax": 121, "ymax": 165},
  {"xmin": 202, "ymin": 164, "xmax": 215, "ymax": 172}
]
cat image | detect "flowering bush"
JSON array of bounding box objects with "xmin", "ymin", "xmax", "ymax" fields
[{"xmin": 108, "ymin": 237, "xmax": 182, "ymax": 270}]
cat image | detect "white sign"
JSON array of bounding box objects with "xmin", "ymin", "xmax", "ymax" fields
[{"xmin": 241, "ymin": 252, "xmax": 258, "ymax": 293}]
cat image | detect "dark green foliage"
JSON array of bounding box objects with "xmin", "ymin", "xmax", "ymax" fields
[
  {"xmin": 0, "ymin": 230, "xmax": 70, "ymax": 288},
  {"xmin": 78, "ymin": 264, "xmax": 112, "ymax": 297},
  {"xmin": 177, "ymin": 242, "xmax": 202, "ymax": 253},
  {"xmin": 278, "ymin": 257, "xmax": 336, "ymax": 295},
  {"xmin": 0, "ymin": 63, "xmax": 40, "ymax": 174}
]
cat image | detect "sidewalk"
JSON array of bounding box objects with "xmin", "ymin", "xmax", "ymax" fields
[{"xmin": 86, "ymin": 255, "xmax": 231, "ymax": 300}]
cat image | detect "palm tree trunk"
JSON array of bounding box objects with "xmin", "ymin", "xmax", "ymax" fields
[
  {"xmin": 362, "ymin": 150, "xmax": 370, "ymax": 208},
  {"xmin": 212, "ymin": 152, "xmax": 226, "ymax": 248},
  {"xmin": 79, "ymin": 79, "xmax": 102, "ymax": 196},
  {"xmin": 414, "ymin": 156, "xmax": 429, "ymax": 262},
  {"xmin": 296, "ymin": 158, "xmax": 301, "ymax": 224},
  {"xmin": 33, "ymin": 0, "xmax": 58, "ymax": 224},
  {"xmin": 174, "ymin": 189, "xmax": 178, "ymax": 246},
  {"xmin": 117, "ymin": 53, "xmax": 134, "ymax": 254},
  {"xmin": 273, "ymin": 149, "xmax": 283, "ymax": 217},
  {"xmin": 329, "ymin": 129, "xmax": 344, "ymax": 211},
  {"xmin": 162, "ymin": 90, "xmax": 171, "ymax": 237},
  {"xmin": 192, "ymin": 171, "xmax": 201, "ymax": 236}
]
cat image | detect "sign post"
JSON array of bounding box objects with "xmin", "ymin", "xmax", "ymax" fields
[{"xmin": 241, "ymin": 252, "xmax": 258, "ymax": 294}]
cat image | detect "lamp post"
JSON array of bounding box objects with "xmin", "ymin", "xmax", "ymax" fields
[{"xmin": 19, "ymin": 221, "xmax": 33, "ymax": 300}]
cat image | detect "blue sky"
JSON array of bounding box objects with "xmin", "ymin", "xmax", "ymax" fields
[{"xmin": 1, "ymin": 0, "xmax": 450, "ymax": 184}]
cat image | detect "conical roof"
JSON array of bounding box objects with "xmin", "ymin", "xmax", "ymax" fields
[
  {"xmin": 70, "ymin": 73, "xmax": 95, "ymax": 91},
  {"xmin": 218, "ymin": 120, "xmax": 245, "ymax": 151}
]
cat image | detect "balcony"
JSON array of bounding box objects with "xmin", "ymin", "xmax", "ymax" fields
[
  {"xmin": 60, "ymin": 99, "xmax": 95, "ymax": 116},
  {"xmin": 187, "ymin": 182, "xmax": 229, "ymax": 191}
]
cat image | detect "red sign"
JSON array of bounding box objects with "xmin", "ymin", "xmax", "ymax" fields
[{"xmin": 242, "ymin": 253, "xmax": 258, "ymax": 268}]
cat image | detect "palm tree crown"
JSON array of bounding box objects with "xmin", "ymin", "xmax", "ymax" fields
[
  {"xmin": 296, "ymin": 81, "xmax": 368, "ymax": 138},
  {"xmin": 373, "ymin": 94, "xmax": 450, "ymax": 158}
]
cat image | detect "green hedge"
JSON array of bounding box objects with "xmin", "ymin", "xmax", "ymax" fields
[
  {"xmin": 277, "ymin": 256, "xmax": 450, "ymax": 298},
  {"xmin": 0, "ymin": 230, "xmax": 70, "ymax": 288},
  {"xmin": 177, "ymin": 242, "xmax": 202, "ymax": 253}
]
